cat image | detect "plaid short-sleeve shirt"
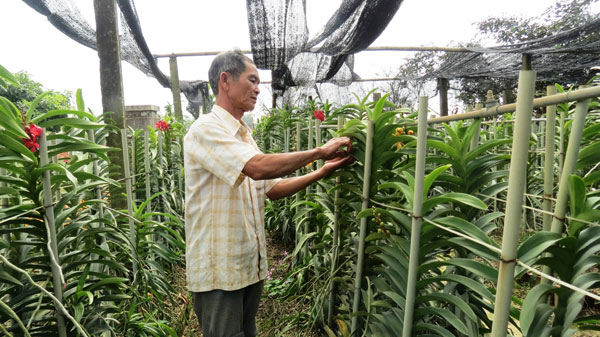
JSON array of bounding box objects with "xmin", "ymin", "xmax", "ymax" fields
[{"xmin": 184, "ymin": 105, "xmax": 280, "ymax": 292}]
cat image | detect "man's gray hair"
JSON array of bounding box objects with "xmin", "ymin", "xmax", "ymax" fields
[{"xmin": 208, "ymin": 50, "xmax": 255, "ymax": 96}]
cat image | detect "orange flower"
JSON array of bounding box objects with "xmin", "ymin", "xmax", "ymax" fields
[
  {"xmin": 395, "ymin": 142, "xmax": 404, "ymax": 150},
  {"xmin": 407, "ymin": 130, "xmax": 414, "ymax": 135}
]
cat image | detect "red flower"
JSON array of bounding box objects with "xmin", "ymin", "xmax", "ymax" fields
[
  {"xmin": 21, "ymin": 122, "xmax": 43, "ymax": 152},
  {"xmin": 313, "ymin": 109, "xmax": 325, "ymax": 121},
  {"xmin": 155, "ymin": 120, "xmax": 170, "ymax": 132},
  {"xmin": 22, "ymin": 137, "xmax": 40, "ymax": 152},
  {"xmin": 26, "ymin": 123, "xmax": 43, "ymax": 140}
]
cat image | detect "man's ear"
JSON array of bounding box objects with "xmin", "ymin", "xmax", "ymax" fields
[{"xmin": 219, "ymin": 72, "xmax": 230, "ymax": 92}]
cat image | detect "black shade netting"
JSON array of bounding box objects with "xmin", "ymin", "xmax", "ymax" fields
[
  {"xmin": 21, "ymin": 0, "xmax": 210, "ymax": 118},
  {"xmin": 247, "ymin": 0, "xmax": 404, "ymax": 95}
]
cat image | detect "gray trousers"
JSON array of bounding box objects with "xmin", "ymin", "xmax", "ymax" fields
[{"xmin": 193, "ymin": 281, "xmax": 264, "ymax": 337}]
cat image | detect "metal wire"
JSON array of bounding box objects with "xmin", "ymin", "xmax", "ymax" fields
[
  {"xmin": 478, "ymin": 192, "xmax": 600, "ymax": 227},
  {"xmin": 368, "ymin": 196, "xmax": 600, "ymax": 302}
]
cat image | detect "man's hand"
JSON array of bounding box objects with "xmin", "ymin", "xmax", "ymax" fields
[
  {"xmin": 319, "ymin": 137, "xmax": 352, "ymax": 160},
  {"xmin": 322, "ymin": 155, "xmax": 355, "ymax": 178}
]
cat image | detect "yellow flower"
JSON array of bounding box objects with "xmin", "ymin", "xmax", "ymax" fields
[{"xmin": 395, "ymin": 142, "xmax": 404, "ymax": 150}]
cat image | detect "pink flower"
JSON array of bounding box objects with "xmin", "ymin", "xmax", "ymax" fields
[
  {"xmin": 313, "ymin": 109, "xmax": 325, "ymax": 121},
  {"xmin": 283, "ymin": 250, "xmax": 288, "ymax": 257},
  {"xmin": 155, "ymin": 120, "xmax": 170, "ymax": 132}
]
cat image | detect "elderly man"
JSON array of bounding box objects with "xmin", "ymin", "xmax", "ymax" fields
[{"xmin": 183, "ymin": 50, "xmax": 353, "ymax": 337}]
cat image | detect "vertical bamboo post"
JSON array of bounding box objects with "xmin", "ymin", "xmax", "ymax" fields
[
  {"xmin": 402, "ymin": 97, "xmax": 429, "ymax": 337},
  {"xmin": 169, "ymin": 55, "xmax": 183, "ymax": 121},
  {"xmin": 121, "ymin": 129, "xmax": 138, "ymax": 278},
  {"xmin": 351, "ymin": 120, "xmax": 374, "ymax": 335},
  {"xmin": 559, "ymin": 102, "xmax": 567, "ymax": 176},
  {"xmin": 315, "ymin": 119, "xmax": 323, "ymax": 194},
  {"xmin": 490, "ymin": 58, "xmax": 536, "ymax": 337},
  {"xmin": 39, "ymin": 130, "xmax": 67, "ymax": 337},
  {"xmin": 285, "ymin": 127, "xmax": 290, "ymax": 153},
  {"xmin": 328, "ymin": 116, "xmax": 344, "ymax": 326},
  {"xmin": 157, "ymin": 131, "xmax": 164, "ymax": 221},
  {"xmin": 485, "ymin": 91, "xmax": 499, "ymax": 213},
  {"xmin": 295, "ymin": 121, "xmax": 302, "ymax": 264},
  {"xmin": 1, "ymin": 168, "xmax": 9, "ymax": 252},
  {"xmin": 303, "ymin": 118, "xmax": 314, "ymax": 258},
  {"xmin": 542, "ymin": 95, "xmax": 590, "ymax": 281},
  {"xmin": 131, "ymin": 132, "xmax": 136, "ymax": 196},
  {"xmin": 144, "ymin": 130, "xmax": 151, "ymax": 213},
  {"xmin": 549, "ymin": 96, "xmax": 589, "ymax": 235},
  {"xmin": 315, "ymin": 119, "xmax": 322, "ymax": 169},
  {"xmin": 470, "ymin": 103, "xmax": 483, "ymax": 151},
  {"xmin": 178, "ymin": 135, "xmax": 184, "ymax": 203},
  {"xmin": 542, "ymin": 86, "xmax": 557, "ymax": 232}
]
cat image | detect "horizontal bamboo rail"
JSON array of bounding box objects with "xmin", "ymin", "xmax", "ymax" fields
[
  {"xmin": 428, "ymin": 85, "xmax": 600, "ymax": 124},
  {"xmin": 153, "ymin": 45, "xmax": 600, "ymax": 58}
]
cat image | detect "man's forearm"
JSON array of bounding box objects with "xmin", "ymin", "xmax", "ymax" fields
[
  {"xmin": 243, "ymin": 148, "xmax": 324, "ymax": 180},
  {"xmin": 266, "ymin": 168, "xmax": 327, "ymax": 200}
]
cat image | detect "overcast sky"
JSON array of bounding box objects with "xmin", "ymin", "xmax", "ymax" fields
[{"xmin": 1, "ymin": 0, "xmax": 573, "ymax": 118}]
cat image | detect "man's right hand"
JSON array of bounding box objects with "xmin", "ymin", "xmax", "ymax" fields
[{"xmin": 319, "ymin": 137, "xmax": 352, "ymax": 160}]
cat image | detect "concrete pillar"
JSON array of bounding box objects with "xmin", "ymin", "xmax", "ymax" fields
[{"xmin": 125, "ymin": 105, "xmax": 160, "ymax": 130}]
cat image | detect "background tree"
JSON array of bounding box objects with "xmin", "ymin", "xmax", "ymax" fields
[
  {"xmin": 383, "ymin": 0, "xmax": 599, "ymax": 108},
  {"xmin": 0, "ymin": 71, "xmax": 72, "ymax": 114}
]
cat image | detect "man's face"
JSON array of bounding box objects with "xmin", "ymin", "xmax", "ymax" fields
[{"xmin": 228, "ymin": 62, "xmax": 260, "ymax": 112}]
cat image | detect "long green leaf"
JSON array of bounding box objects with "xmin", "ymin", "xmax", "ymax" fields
[
  {"xmin": 520, "ymin": 283, "xmax": 554, "ymax": 336},
  {"xmin": 32, "ymin": 109, "xmax": 97, "ymax": 124},
  {"xmin": 422, "ymin": 192, "xmax": 487, "ymax": 213}
]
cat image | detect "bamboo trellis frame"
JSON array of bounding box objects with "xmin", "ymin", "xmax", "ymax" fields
[{"xmin": 261, "ymin": 71, "xmax": 599, "ymax": 335}]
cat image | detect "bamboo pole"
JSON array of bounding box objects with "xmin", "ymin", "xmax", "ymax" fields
[
  {"xmin": 542, "ymin": 86, "xmax": 557, "ymax": 232},
  {"xmin": 121, "ymin": 129, "xmax": 138, "ymax": 278},
  {"xmin": 39, "ymin": 130, "xmax": 68, "ymax": 337},
  {"xmin": 428, "ymin": 85, "xmax": 600, "ymax": 125},
  {"xmin": 285, "ymin": 127, "xmax": 290, "ymax": 154},
  {"xmin": 303, "ymin": 118, "xmax": 314, "ymax": 258},
  {"xmin": 328, "ymin": 116, "xmax": 344, "ymax": 326},
  {"xmin": 169, "ymin": 56, "xmax": 183, "ymax": 120},
  {"xmin": 490, "ymin": 64, "xmax": 536, "ymax": 337},
  {"xmin": 316, "ymin": 119, "xmax": 322, "ymax": 169},
  {"xmin": 469, "ymin": 103, "xmax": 483, "ymax": 151},
  {"xmin": 315, "ymin": 119, "xmax": 323, "ymax": 194},
  {"xmin": 295, "ymin": 121, "xmax": 302, "ymax": 264},
  {"xmin": 541, "ymin": 95, "xmax": 590, "ymax": 282},
  {"xmin": 559, "ymin": 102, "xmax": 567, "ymax": 177},
  {"xmin": 144, "ymin": 130, "xmax": 152, "ymax": 213},
  {"xmin": 158, "ymin": 131, "xmax": 165, "ymax": 223},
  {"xmin": 402, "ymin": 97, "xmax": 429, "ymax": 337},
  {"xmin": 1, "ymin": 168, "xmax": 9, "ymax": 253},
  {"xmin": 131, "ymin": 132, "xmax": 136, "ymax": 194},
  {"xmin": 351, "ymin": 120, "xmax": 374, "ymax": 335}
]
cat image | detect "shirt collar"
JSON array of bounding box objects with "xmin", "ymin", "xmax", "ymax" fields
[{"xmin": 212, "ymin": 105, "xmax": 249, "ymax": 136}]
